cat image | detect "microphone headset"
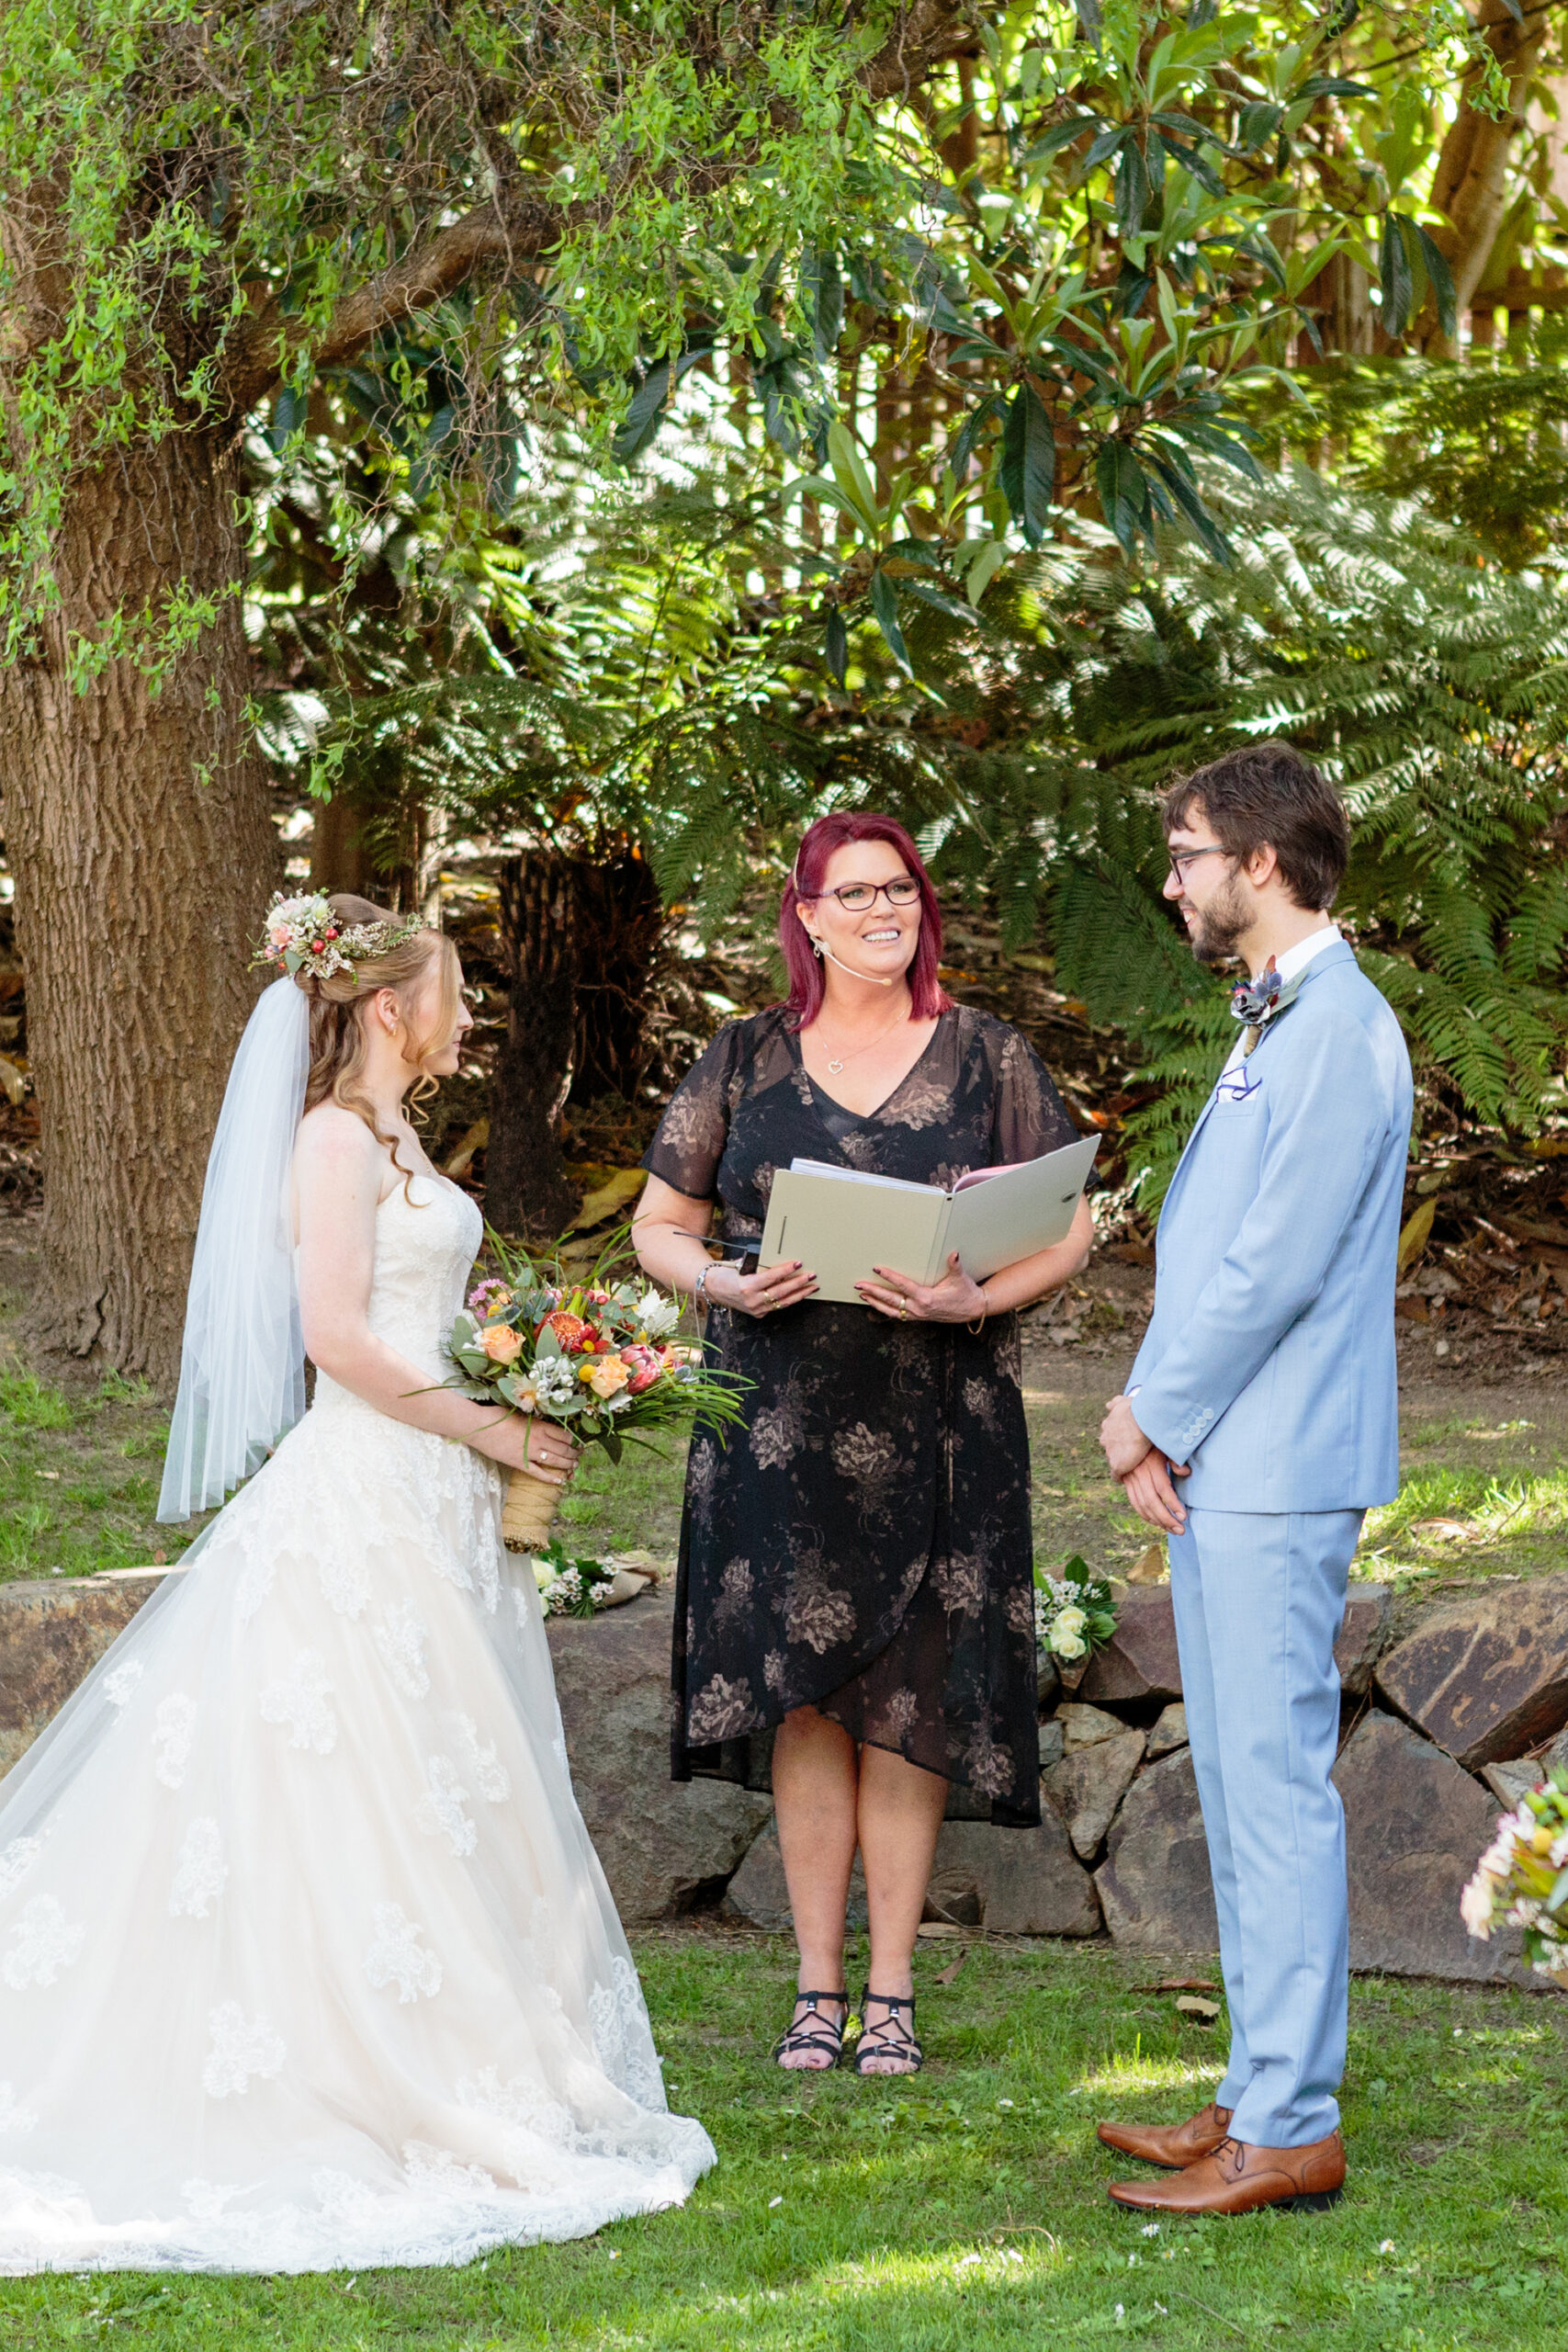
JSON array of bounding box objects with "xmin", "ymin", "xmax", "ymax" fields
[{"xmin": 790, "ymin": 842, "xmax": 902, "ymax": 989}]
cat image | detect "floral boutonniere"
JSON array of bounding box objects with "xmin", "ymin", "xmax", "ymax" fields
[{"xmin": 1230, "ymin": 956, "xmax": 1305, "ymax": 1057}]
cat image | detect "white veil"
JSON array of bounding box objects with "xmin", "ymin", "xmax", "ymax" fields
[{"xmin": 157, "ymin": 976, "xmax": 310, "ymax": 1521}]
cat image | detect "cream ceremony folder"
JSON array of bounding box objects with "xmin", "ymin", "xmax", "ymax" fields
[{"xmin": 757, "ymin": 1135, "xmax": 1100, "ymax": 1305}]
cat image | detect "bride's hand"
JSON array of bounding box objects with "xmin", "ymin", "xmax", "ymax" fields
[{"xmin": 470, "ymin": 1414, "xmax": 581, "ymax": 1486}]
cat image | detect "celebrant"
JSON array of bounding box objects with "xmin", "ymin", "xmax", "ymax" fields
[{"xmin": 632, "ymin": 813, "xmax": 1093, "ymax": 2076}]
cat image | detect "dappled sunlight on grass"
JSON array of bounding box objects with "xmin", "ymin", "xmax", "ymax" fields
[
  {"xmin": 1073, "ymin": 2046, "xmax": 1225, "ymax": 2100},
  {"xmin": 1359, "ymin": 1458, "xmax": 1568, "ymax": 1582}
]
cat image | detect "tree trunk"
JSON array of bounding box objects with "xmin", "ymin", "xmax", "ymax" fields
[
  {"xmin": 485, "ymin": 852, "xmax": 581, "ymax": 1238},
  {"xmin": 1425, "ymin": 0, "xmax": 1549, "ymax": 354},
  {"xmin": 484, "ymin": 846, "xmax": 664, "ymax": 1238},
  {"xmin": 0, "ymin": 426, "xmax": 278, "ymax": 1382},
  {"xmin": 570, "ymin": 846, "xmax": 663, "ymax": 1102},
  {"xmin": 308, "ymin": 791, "xmax": 378, "ymax": 898}
]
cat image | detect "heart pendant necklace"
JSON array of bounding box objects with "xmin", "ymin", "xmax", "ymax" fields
[{"xmin": 818, "ymin": 1002, "xmax": 910, "ymax": 1075}]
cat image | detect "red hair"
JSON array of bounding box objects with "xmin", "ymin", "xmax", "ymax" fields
[{"xmin": 778, "ymin": 811, "xmax": 952, "ymax": 1027}]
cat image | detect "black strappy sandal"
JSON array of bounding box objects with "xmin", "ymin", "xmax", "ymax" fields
[
  {"xmin": 772, "ymin": 1989, "xmax": 848, "ymax": 2071},
  {"xmin": 853, "ymin": 1986, "xmax": 924, "ymax": 2075}
]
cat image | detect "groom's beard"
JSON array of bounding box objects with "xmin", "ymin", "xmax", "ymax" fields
[{"xmin": 1186, "ymin": 873, "xmax": 1249, "ymax": 967}]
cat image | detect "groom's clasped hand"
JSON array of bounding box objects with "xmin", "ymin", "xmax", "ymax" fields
[{"xmin": 1097, "ymin": 1391, "xmax": 1189, "ymax": 1534}]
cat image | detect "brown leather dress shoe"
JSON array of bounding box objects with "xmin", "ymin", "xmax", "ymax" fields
[
  {"xmin": 1096, "ymin": 2101, "xmax": 1233, "ymax": 2168},
  {"xmin": 1107, "ymin": 2131, "xmax": 1345, "ymax": 2215}
]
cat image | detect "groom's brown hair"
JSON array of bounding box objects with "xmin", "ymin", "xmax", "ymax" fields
[{"xmin": 1162, "ymin": 741, "xmax": 1350, "ymax": 913}]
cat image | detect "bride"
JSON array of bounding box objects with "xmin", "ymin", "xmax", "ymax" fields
[{"xmin": 0, "ymin": 897, "xmax": 715, "ymax": 2272}]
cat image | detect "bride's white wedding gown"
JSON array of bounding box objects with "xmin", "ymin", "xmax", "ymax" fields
[{"xmin": 0, "ymin": 1174, "xmax": 715, "ymax": 2272}]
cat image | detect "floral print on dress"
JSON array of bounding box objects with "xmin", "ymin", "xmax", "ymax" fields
[{"xmin": 643, "ymin": 1002, "xmax": 1077, "ymax": 1828}]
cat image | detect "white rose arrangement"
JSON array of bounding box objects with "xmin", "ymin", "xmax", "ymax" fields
[{"xmin": 1033, "ymin": 1556, "xmax": 1118, "ymax": 1662}]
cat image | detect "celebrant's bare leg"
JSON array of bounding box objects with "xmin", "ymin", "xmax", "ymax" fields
[
  {"xmin": 854, "ymin": 1745, "xmax": 946, "ymax": 2075},
  {"xmin": 772, "ymin": 1705, "xmax": 857, "ymax": 2068}
]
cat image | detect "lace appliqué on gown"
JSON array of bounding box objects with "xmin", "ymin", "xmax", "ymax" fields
[{"xmin": 0, "ymin": 1175, "xmax": 714, "ymax": 2273}]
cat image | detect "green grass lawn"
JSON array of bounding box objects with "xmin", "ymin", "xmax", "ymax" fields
[
  {"xmin": 3, "ymin": 1937, "xmax": 1564, "ymax": 2347},
  {"xmin": 4, "ymin": 1299, "xmax": 1566, "ymax": 1604}
]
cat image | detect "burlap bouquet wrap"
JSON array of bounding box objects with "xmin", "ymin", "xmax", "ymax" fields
[{"xmin": 502, "ymin": 1464, "xmax": 561, "ymax": 1554}]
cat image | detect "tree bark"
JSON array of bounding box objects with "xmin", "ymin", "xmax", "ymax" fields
[
  {"xmin": 485, "ymin": 852, "xmax": 581, "ymax": 1239},
  {"xmin": 570, "ymin": 846, "xmax": 663, "ymax": 1102},
  {"xmin": 0, "ymin": 427, "xmax": 277, "ymax": 1381},
  {"xmin": 484, "ymin": 846, "xmax": 663, "ymax": 1238},
  {"xmin": 1425, "ymin": 0, "xmax": 1551, "ymax": 353}
]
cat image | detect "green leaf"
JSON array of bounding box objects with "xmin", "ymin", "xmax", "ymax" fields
[
  {"xmin": 1024, "ymin": 117, "xmax": 1097, "ymax": 166},
  {"xmin": 1095, "ymin": 439, "xmax": 1152, "ymax": 555},
  {"xmin": 950, "ymin": 393, "xmax": 1007, "ymax": 481},
  {"xmin": 1414, "ymin": 223, "xmax": 1458, "ymax": 341},
  {"xmin": 824, "ymin": 604, "xmax": 848, "ymax": 686},
  {"xmin": 1114, "ymin": 140, "xmax": 1151, "ymax": 241},
  {"xmin": 1145, "ymin": 451, "xmax": 1235, "ymax": 564},
  {"xmin": 614, "ymin": 361, "xmax": 674, "ymax": 465},
  {"xmin": 1381, "ymin": 213, "xmax": 1414, "ymax": 338},
  {"xmin": 998, "ymin": 383, "xmax": 1055, "ymax": 548},
  {"xmin": 870, "ymin": 566, "xmax": 911, "ymax": 673},
  {"xmin": 267, "ymin": 384, "xmax": 308, "ymax": 456},
  {"xmin": 803, "ymin": 247, "xmax": 843, "ymax": 360}
]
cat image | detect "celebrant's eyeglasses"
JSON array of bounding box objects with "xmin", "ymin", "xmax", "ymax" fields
[
  {"xmin": 802, "ymin": 877, "xmax": 922, "ymax": 911},
  {"xmin": 1166, "ymin": 843, "xmax": 1231, "ymax": 888}
]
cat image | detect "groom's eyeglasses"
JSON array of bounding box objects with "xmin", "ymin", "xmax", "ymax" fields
[
  {"xmin": 804, "ymin": 877, "xmax": 922, "ymax": 911},
  {"xmin": 1166, "ymin": 844, "xmax": 1231, "ymax": 888}
]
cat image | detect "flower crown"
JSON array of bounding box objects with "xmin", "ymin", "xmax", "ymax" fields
[{"xmin": 254, "ymin": 891, "xmax": 425, "ymax": 983}]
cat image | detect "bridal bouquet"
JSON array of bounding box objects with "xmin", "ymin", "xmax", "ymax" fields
[
  {"xmin": 442, "ymin": 1234, "xmax": 746, "ymax": 1553},
  {"xmin": 1033, "ymin": 1555, "xmax": 1119, "ymax": 1662},
  {"xmin": 1461, "ymin": 1766, "xmax": 1568, "ymax": 1981}
]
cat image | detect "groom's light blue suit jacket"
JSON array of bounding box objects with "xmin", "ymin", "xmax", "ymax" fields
[{"xmin": 1128, "ymin": 939, "xmax": 1413, "ymax": 1513}]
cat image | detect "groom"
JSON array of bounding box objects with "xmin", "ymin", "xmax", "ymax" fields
[{"xmin": 1096, "ymin": 742, "xmax": 1412, "ymax": 2216}]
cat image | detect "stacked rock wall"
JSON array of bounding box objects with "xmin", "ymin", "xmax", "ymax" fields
[{"xmin": 4, "ymin": 1567, "xmax": 1566, "ymax": 1979}]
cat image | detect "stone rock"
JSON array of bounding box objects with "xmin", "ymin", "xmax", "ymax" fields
[
  {"xmin": 0, "ymin": 1570, "xmax": 169, "ymax": 1774},
  {"xmin": 725, "ymin": 1821, "xmax": 867, "ymax": 1933},
  {"xmin": 1036, "ymin": 1653, "xmax": 1062, "ymax": 1708},
  {"xmin": 546, "ymin": 1591, "xmax": 772, "ymax": 1926},
  {"xmin": 1482, "ymin": 1758, "xmax": 1544, "ymax": 1812},
  {"xmin": 1037, "ymin": 1718, "xmax": 1066, "ymax": 1773},
  {"xmin": 1547, "ymin": 1724, "xmax": 1568, "ymax": 1773},
  {"xmin": 1095, "ymin": 1749, "xmax": 1219, "ymax": 1955},
  {"xmin": 1079, "ymin": 1589, "xmax": 1182, "ymax": 1707},
  {"xmin": 924, "ymin": 1816, "xmax": 1101, "ymax": 1937},
  {"xmin": 1146, "ymin": 1702, "xmax": 1189, "ymax": 1760},
  {"xmin": 1335, "ymin": 1583, "xmax": 1393, "ymax": 1696},
  {"xmin": 1057, "ymin": 1701, "xmax": 1127, "ymax": 1751},
  {"xmin": 1333, "ymin": 1712, "xmax": 1529, "ymax": 1985},
  {"xmin": 1043, "ymin": 1727, "xmax": 1146, "ymax": 1861},
  {"xmin": 1374, "ymin": 1572, "xmax": 1568, "ymax": 1768}
]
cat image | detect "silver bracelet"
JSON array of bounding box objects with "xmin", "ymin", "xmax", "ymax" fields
[{"xmin": 694, "ymin": 1260, "xmax": 713, "ymax": 1308}]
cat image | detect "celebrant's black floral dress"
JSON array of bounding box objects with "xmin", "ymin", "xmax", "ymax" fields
[{"xmin": 642, "ymin": 1003, "xmax": 1080, "ymax": 1828}]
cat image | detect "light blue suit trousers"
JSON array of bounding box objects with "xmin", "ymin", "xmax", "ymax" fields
[{"xmin": 1168, "ymin": 1507, "xmax": 1361, "ymax": 2148}]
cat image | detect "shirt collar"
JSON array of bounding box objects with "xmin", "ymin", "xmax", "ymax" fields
[{"xmin": 1263, "ymin": 923, "xmax": 1340, "ymax": 986}]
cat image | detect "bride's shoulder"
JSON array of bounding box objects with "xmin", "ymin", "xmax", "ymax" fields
[{"xmin": 295, "ymin": 1103, "xmax": 383, "ymax": 1187}]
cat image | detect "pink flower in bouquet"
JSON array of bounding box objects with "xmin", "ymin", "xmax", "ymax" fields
[
  {"xmin": 620, "ymin": 1345, "xmax": 664, "ymax": 1396},
  {"xmin": 480, "ymin": 1324, "xmax": 524, "ymax": 1364},
  {"xmin": 583, "ymin": 1355, "xmax": 631, "ymax": 1398},
  {"xmin": 586, "ymin": 1287, "xmax": 611, "ymax": 1306},
  {"xmin": 468, "ymin": 1279, "xmax": 513, "ymax": 1318}
]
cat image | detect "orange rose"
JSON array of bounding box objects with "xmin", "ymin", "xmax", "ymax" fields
[
  {"xmin": 480, "ymin": 1324, "xmax": 523, "ymax": 1364},
  {"xmin": 585, "ymin": 1356, "xmax": 631, "ymax": 1398}
]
